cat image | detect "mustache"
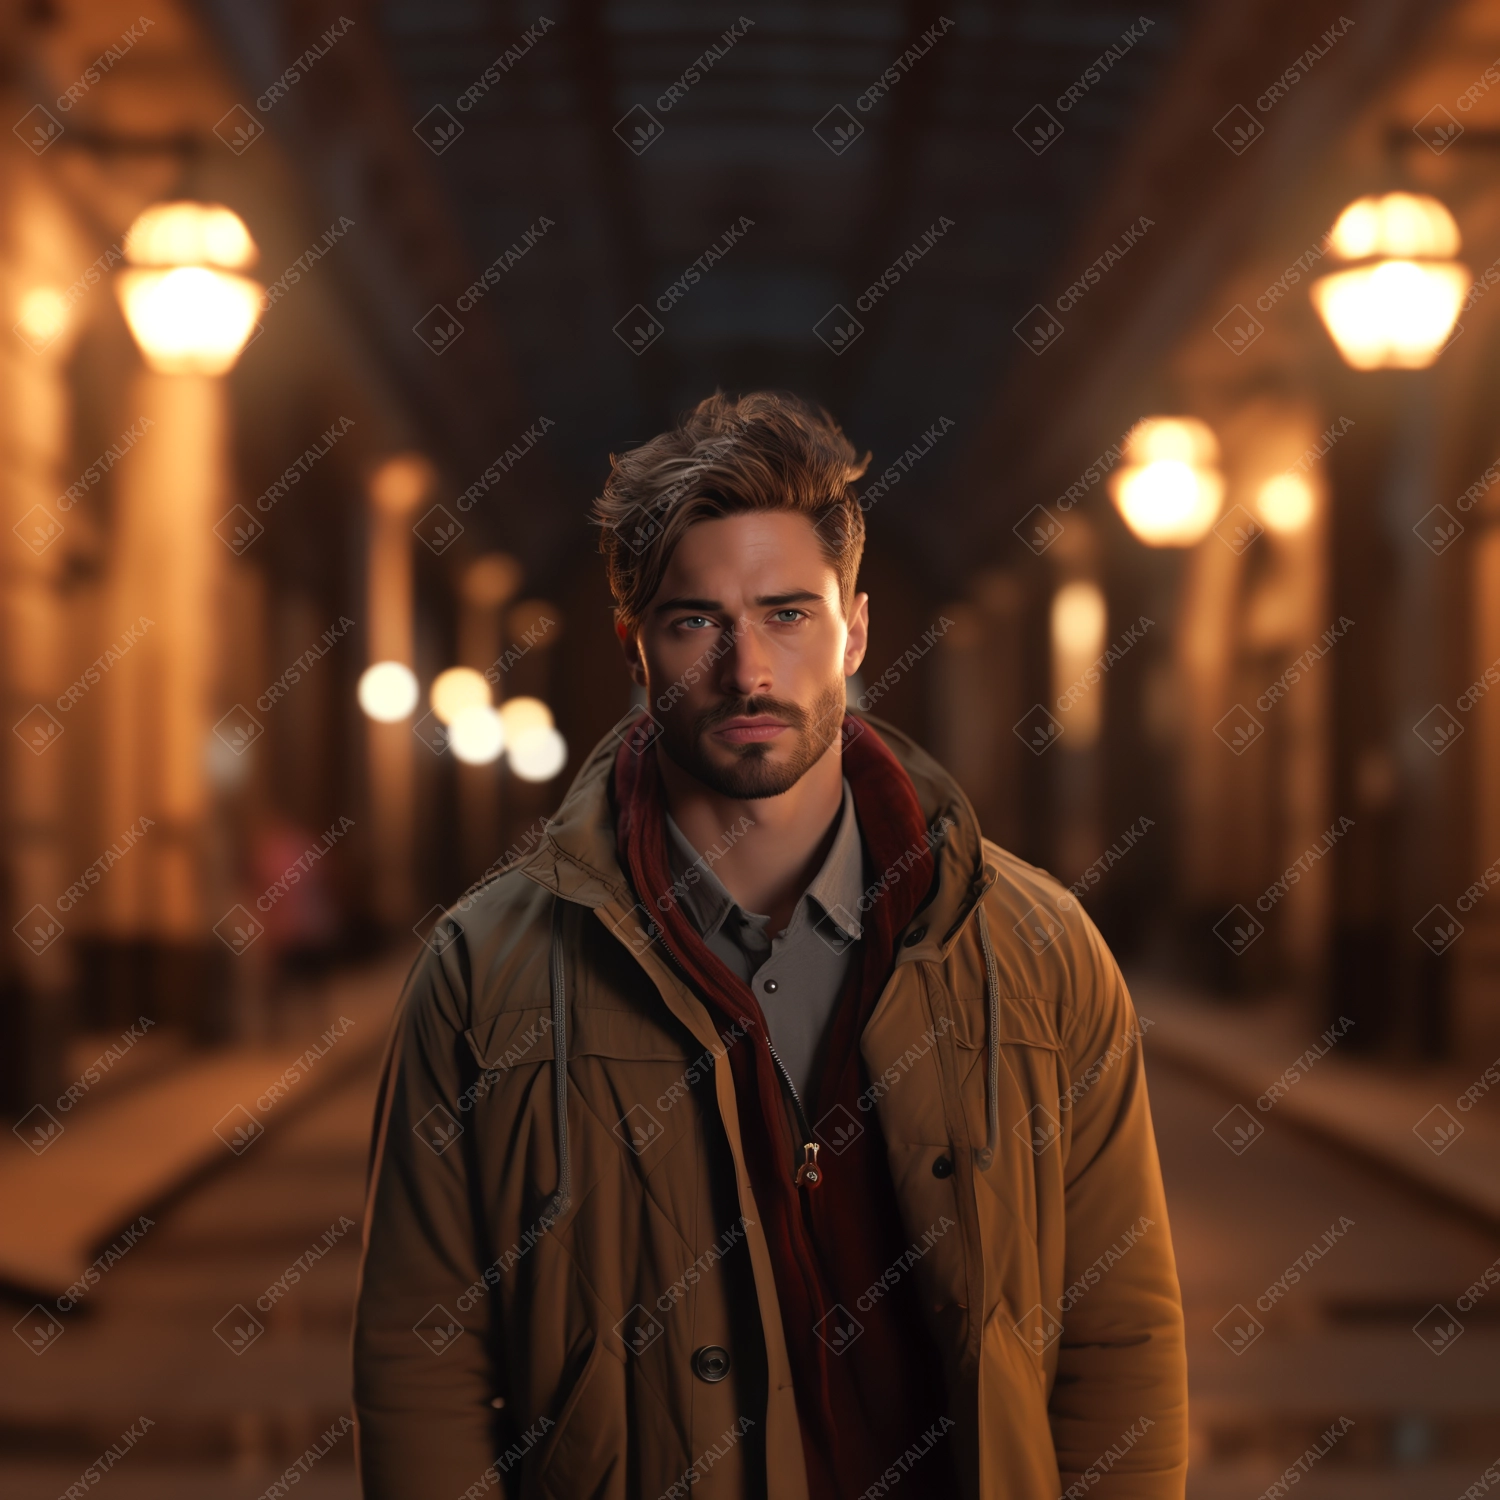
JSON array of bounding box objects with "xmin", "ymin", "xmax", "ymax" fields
[{"xmin": 697, "ymin": 696, "xmax": 806, "ymax": 733}]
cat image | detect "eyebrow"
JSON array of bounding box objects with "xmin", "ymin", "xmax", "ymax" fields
[{"xmin": 652, "ymin": 590, "xmax": 826, "ymax": 615}]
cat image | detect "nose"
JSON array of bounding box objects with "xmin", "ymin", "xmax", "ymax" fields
[{"xmin": 719, "ymin": 615, "xmax": 774, "ymax": 699}]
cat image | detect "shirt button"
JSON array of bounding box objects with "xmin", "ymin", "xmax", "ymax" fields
[
  {"xmin": 932, "ymin": 1154, "xmax": 953, "ymax": 1178},
  {"xmin": 903, "ymin": 924, "xmax": 928, "ymax": 947},
  {"xmin": 692, "ymin": 1344, "xmax": 731, "ymax": 1382},
  {"xmin": 763, "ymin": 979, "xmax": 778, "ymax": 992}
]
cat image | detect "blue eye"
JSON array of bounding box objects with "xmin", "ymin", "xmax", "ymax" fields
[{"xmin": 773, "ymin": 609, "xmax": 805, "ymax": 623}]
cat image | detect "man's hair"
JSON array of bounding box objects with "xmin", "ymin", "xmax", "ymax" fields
[{"xmin": 591, "ymin": 389, "xmax": 872, "ymax": 644}]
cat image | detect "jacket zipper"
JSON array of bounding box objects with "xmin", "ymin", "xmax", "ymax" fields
[{"xmin": 648, "ymin": 913, "xmax": 823, "ymax": 1190}]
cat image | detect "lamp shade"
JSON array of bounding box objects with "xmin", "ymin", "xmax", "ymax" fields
[
  {"xmin": 1310, "ymin": 193, "xmax": 1469, "ymax": 369},
  {"xmin": 116, "ymin": 202, "xmax": 262, "ymax": 374},
  {"xmin": 1109, "ymin": 416, "xmax": 1224, "ymax": 546}
]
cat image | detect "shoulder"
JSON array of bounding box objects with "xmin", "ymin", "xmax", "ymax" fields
[
  {"xmin": 976, "ymin": 837, "xmax": 1127, "ymax": 1037},
  {"xmin": 404, "ymin": 869, "xmax": 557, "ymax": 1036}
]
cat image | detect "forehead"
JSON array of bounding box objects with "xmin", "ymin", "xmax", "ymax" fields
[{"xmin": 656, "ymin": 510, "xmax": 837, "ymax": 596}]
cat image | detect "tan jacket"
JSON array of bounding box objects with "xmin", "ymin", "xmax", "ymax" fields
[{"xmin": 352, "ymin": 713, "xmax": 1188, "ymax": 1500}]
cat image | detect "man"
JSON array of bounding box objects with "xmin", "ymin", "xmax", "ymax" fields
[{"xmin": 353, "ymin": 391, "xmax": 1188, "ymax": 1500}]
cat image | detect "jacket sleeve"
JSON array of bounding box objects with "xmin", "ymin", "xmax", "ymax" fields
[
  {"xmin": 352, "ymin": 936, "xmax": 503, "ymax": 1500},
  {"xmin": 1047, "ymin": 908, "xmax": 1188, "ymax": 1498}
]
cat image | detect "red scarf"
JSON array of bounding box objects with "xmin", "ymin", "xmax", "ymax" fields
[{"xmin": 613, "ymin": 711, "xmax": 959, "ymax": 1499}]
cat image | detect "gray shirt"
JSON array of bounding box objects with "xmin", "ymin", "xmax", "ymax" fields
[{"xmin": 663, "ymin": 778, "xmax": 867, "ymax": 1108}]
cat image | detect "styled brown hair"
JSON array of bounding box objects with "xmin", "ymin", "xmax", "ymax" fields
[{"xmin": 591, "ymin": 389, "xmax": 872, "ymax": 643}]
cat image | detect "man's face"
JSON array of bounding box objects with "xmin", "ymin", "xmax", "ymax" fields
[{"xmin": 624, "ymin": 510, "xmax": 868, "ymax": 799}]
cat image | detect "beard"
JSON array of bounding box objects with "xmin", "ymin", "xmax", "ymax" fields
[{"xmin": 658, "ymin": 679, "xmax": 848, "ymax": 800}]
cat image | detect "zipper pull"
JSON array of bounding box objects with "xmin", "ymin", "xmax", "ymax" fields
[{"xmin": 794, "ymin": 1142, "xmax": 822, "ymax": 1189}]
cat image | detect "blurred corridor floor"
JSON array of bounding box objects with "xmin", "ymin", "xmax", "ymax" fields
[
  {"xmin": 0, "ymin": 991, "xmax": 391, "ymax": 1499},
  {"xmin": 3, "ymin": 966, "xmax": 1498, "ymax": 1497}
]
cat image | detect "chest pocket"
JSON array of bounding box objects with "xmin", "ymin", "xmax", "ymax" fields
[
  {"xmin": 949, "ymin": 992, "xmax": 1064, "ymax": 1154},
  {"xmin": 463, "ymin": 1004, "xmax": 701, "ymax": 1071}
]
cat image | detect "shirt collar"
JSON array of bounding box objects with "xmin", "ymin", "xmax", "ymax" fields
[{"xmin": 662, "ymin": 777, "xmax": 866, "ymax": 943}]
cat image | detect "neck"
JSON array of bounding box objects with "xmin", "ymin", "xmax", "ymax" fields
[{"xmin": 657, "ymin": 739, "xmax": 845, "ymax": 936}]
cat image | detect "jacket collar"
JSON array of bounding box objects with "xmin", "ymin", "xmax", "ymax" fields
[{"xmin": 513, "ymin": 710, "xmax": 996, "ymax": 963}]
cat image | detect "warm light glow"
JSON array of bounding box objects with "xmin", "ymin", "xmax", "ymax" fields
[
  {"xmin": 116, "ymin": 267, "xmax": 262, "ymax": 375},
  {"xmin": 1124, "ymin": 415, "xmax": 1219, "ymax": 469},
  {"xmin": 508, "ymin": 725, "xmax": 567, "ymax": 781},
  {"xmin": 1255, "ymin": 474, "xmax": 1316, "ymax": 534},
  {"xmin": 1313, "ymin": 193, "xmax": 1468, "ymax": 369},
  {"xmin": 358, "ymin": 661, "xmax": 419, "ymax": 722},
  {"xmin": 370, "ymin": 453, "xmax": 435, "ymax": 515},
  {"xmin": 116, "ymin": 202, "xmax": 262, "ymax": 372},
  {"xmin": 1310, "ymin": 260, "xmax": 1469, "ymax": 370},
  {"xmin": 1328, "ymin": 192, "xmax": 1459, "ymax": 261},
  {"xmin": 497, "ymin": 696, "xmax": 553, "ymax": 739},
  {"xmin": 430, "ymin": 666, "xmax": 491, "ymax": 726},
  {"xmin": 1110, "ymin": 417, "xmax": 1224, "ymax": 546},
  {"xmin": 17, "ymin": 286, "xmax": 70, "ymax": 345},
  {"xmin": 449, "ymin": 704, "xmax": 506, "ymax": 765},
  {"xmin": 124, "ymin": 201, "xmax": 258, "ymax": 269},
  {"xmin": 1051, "ymin": 582, "xmax": 1107, "ymax": 658}
]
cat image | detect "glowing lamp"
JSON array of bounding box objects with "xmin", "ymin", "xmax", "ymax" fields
[
  {"xmin": 449, "ymin": 705, "xmax": 506, "ymax": 765},
  {"xmin": 1255, "ymin": 474, "xmax": 1315, "ymax": 534},
  {"xmin": 1109, "ymin": 417, "xmax": 1224, "ymax": 546},
  {"xmin": 430, "ymin": 667, "xmax": 491, "ymax": 726},
  {"xmin": 116, "ymin": 201, "xmax": 262, "ymax": 374},
  {"xmin": 1310, "ymin": 193, "xmax": 1469, "ymax": 369},
  {"xmin": 508, "ymin": 725, "xmax": 567, "ymax": 782},
  {"xmin": 497, "ymin": 696, "xmax": 553, "ymax": 739},
  {"xmin": 358, "ymin": 661, "xmax": 419, "ymax": 722}
]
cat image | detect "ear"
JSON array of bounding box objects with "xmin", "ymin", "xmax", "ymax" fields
[
  {"xmin": 616, "ymin": 615, "xmax": 647, "ymax": 688},
  {"xmin": 843, "ymin": 591, "xmax": 869, "ymax": 678}
]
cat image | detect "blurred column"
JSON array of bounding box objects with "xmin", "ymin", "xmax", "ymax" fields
[
  {"xmin": 366, "ymin": 455, "xmax": 433, "ymax": 928},
  {"xmin": 0, "ymin": 175, "xmax": 86, "ymax": 1108},
  {"xmin": 458, "ymin": 552, "xmax": 520, "ymax": 886}
]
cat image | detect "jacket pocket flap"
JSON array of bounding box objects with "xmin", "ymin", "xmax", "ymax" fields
[
  {"xmin": 464, "ymin": 1005, "xmax": 697, "ymax": 1070},
  {"xmin": 951, "ymin": 993, "xmax": 1062, "ymax": 1052}
]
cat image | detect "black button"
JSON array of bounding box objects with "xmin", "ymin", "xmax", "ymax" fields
[
  {"xmin": 763, "ymin": 979, "xmax": 778, "ymax": 992},
  {"xmin": 692, "ymin": 1344, "xmax": 731, "ymax": 1382},
  {"xmin": 903, "ymin": 924, "xmax": 927, "ymax": 947},
  {"xmin": 932, "ymin": 1154, "xmax": 953, "ymax": 1178}
]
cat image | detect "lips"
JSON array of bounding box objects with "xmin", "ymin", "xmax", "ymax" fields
[{"xmin": 712, "ymin": 715, "xmax": 789, "ymax": 744}]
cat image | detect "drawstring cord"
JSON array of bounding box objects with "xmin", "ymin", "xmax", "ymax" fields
[
  {"xmin": 974, "ymin": 902, "xmax": 1000, "ymax": 1172},
  {"xmin": 538, "ymin": 896, "xmax": 572, "ymax": 1229}
]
